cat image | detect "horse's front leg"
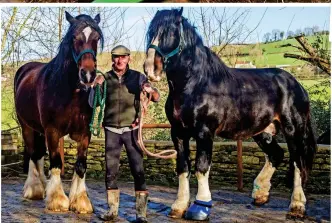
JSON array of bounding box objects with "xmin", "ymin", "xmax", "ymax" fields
[
  {"xmin": 185, "ymin": 128, "xmax": 213, "ymax": 221},
  {"xmin": 68, "ymin": 133, "xmax": 93, "ymax": 214},
  {"xmin": 169, "ymin": 127, "xmax": 191, "ymax": 219},
  {"xmin": 45, "ymin": 127, "xmax": 69, "ymax": 211}
]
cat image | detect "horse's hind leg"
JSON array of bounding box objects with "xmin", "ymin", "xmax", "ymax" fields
[
  {"xmin": 22, "ymin": 125, "xmax": 47, "ymax": 200},
  {"xmin": 169, "ymin": 126, "xmax": 191, "ymax": 219},
  {"xmin": 283, "ymin": 115, "xmax": 316, "ymax": 219},
  {"xmin": 44, "ymin": 127, "xmax": 69, "ymax": 212},
  {"xmin": 68, "ymin": 133, "xmax": 93, "ymax": 214},
  {"xmin": 252, "ymin": 132, "xmax": 284, "ymax": 205}
]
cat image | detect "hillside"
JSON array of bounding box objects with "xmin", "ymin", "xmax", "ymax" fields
[{"xmin": 214, "ymin": 34, "xmax": 330, "ymax": 67}]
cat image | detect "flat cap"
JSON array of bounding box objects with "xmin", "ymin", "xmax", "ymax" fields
[{"xmin": 111, "ymin": 45, "xmax": 130, "ymax": 56}]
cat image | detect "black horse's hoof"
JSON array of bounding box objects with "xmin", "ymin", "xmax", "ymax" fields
[
  {"xmin": 286, "ymin": 209, "xmax": 306, "ymax": 221},
  {"xmin": 286, "ymin": 212, "xmax": 305, "ymax": 221},
  {"xmin": 184, "ymin": 200, "xmax": 212, "ymax": 221},
  {"xmin": 252, "ymin": 196, "xmax": 269, "ymax": 206},
  {"xmin": 168, "ymin": 209, "xmax": 186, "ymax": 219},
  {"xmin": 132, "ymin": 217, "xmax": 148, "ymax": 223},
  {"xmin": 98, "ymin": 212, "xmax": 118, "ymax": 221}
]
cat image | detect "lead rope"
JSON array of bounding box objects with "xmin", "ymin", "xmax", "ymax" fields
[
  {"xmin": 137, "ymin": 91, "xmax": 177, "ymax": 159},
  {"xmin": 89, "ymin": 70, "xmax": 107, "ymax": 137}
]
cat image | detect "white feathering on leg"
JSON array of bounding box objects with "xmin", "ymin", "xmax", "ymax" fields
[{"xmin": 196, "ymin": 167, "xmax": 211, "ymax": 201}]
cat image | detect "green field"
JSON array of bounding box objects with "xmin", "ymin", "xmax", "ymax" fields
[{"xmin": 217, "ymin": 35, "xmax": 330, "ymax": 67}]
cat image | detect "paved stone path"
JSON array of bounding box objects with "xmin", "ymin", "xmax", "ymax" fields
[{"xmin": 1, "ymin": 178, "xmax": 330, "ymax": 222}]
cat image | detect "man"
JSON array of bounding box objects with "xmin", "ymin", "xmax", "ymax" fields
[{"xmin": 91, "ymin": 45, "xmax": 160, "ymax": 222}]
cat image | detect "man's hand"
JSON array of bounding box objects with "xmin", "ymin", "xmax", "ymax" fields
[
  {"xmin": 142, "ymin": 82, "xmax": 154, "ymax": 93},
  {"xmin": 92, "ymin": 75, "xmax": 105, "ymax": 87}
]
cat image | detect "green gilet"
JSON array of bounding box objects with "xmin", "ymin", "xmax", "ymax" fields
[{"xmin": 103, "ymin": 69, "xmax": 141, "ymax": 128}]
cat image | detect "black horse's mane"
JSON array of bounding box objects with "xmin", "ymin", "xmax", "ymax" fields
[
  {"xmin": 147, "ymin": 9, "xmax": 233, "ymax": 84},
  {"xmin": 45, "ymin": 14, "xmax": 104, "ymax": 97}
]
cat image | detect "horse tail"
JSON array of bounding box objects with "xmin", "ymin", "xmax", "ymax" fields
[{"xmin": 301, "ymin": 114, "xmax": 317, "ymax": 184}]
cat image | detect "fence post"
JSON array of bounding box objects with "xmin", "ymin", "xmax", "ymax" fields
[{"xmin": 237, "ymin": 140, "xmax": 243, "ymax": 192}]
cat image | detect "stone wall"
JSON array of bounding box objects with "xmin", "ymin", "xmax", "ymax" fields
[{"xmin": 6, "ymin": 135, "xmax": 331, "ymax": 194}]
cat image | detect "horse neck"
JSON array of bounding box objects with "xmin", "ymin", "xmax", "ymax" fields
[
  {"xmin": 166, "ymin": 42, "xmax": 207, "ymax": 95},
  {"xmin": 45, "ymin": 57, "xmax": 80, "ymax": 102}
]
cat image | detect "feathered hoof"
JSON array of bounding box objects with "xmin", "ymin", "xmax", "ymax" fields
[
  {"xmin": 168, "ymin": 209, "xmax": 186, "ymax": 219},
  {"xmin": 184, "ymin": 200, "xmax": 212, "ymax": 221},
  {"xmin": 23, "ymin": 179, "xmax": 45, "ymax": 200},
  {"xmin": 286, "ymin": 208, "xmax": 306, "ymax": 221},
  {"xmin": 69, "ymin": 192, "xmax": 93, "ymax": 214},
  {"xmin": 98, "ymin": 212, "xmax": 118, "ymax": 221},
  {"xmin": 134, "ymin": 217, "xmax": 148, "ymax": 223},
  {"xmin": 252, "ymin": 195, "xmax": 269, "ymax": 206},
  {"xmin": 46, "ymin": 191, "xmax": 69, "ymax": 212},
  {"xmin": 286, "ymin": 205, "xmax": 305, "ymax": 220}
]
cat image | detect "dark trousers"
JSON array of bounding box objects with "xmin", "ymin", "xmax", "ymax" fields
[{"xmin": 105, "ymin": 129, "xmax": 146, "ymax": 191}]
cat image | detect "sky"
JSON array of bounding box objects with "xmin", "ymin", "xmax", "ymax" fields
[
  {"xmin": 1, "ymin": 6, "xmax": 330, "ymax": 62},
  {"xmin": 118, "ymin": 6, "xmax": 330, "ymax": 51}
]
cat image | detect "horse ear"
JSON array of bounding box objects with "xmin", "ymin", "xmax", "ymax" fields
[
  {"xmin": 176, "ymin": 8, "xmax": 183, "ymax": 24},
  {"xmin": 178, "ymin": 7, "xmax": 183, "ymax": 16},
  {"xmin": 65, "ymin": 11, "xmax": 76, "ymax": 25},
  {"xmin": 94, "ymin": 14, "xmax": 101, "ymax": 24}
]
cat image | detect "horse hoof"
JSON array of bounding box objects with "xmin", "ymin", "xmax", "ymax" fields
[
  {"xmin": 184, "ymin": 200, "xmax": 212, "ymax": 221},
  {"xmin": 98, "ymin": 212, "xmax": 118, "ymax": 221},
  {"xmin": 168, "ymin": 209, "xmax": 186, "ymax": 219},
  {"xmin": 69, "ymin": 192, "xmax": 93, "ymax": 214},
  {"xmin": 286, "ymin": 209, "xmax": 306, "ymax": 221},
  {"xmin": 46, "ymin": 192, "xmax": 69, "ymax": 212},
  {"xmin": 23, "ymin": 179, "xmax": 45, "ymax": 200},
  {"xmin": 252, "ymin": 196, "xmax": 269, "ymax": 206},
  {"xmin": 134, "ymin": 217, "xmax": 148, "ymax": 223}
]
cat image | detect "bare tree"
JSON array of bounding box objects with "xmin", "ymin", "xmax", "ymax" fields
[{"xmin": 284, "ymin": 35, "xmax": 330, "ymax": 75}]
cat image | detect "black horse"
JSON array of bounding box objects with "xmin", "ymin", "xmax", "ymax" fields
[
  {"xmin": 144, "ymin": 8, "xmax": 316, "ymax": 221},
  {"xmin": 14, "ymin": 12, "xmax": 103, "ymax": 213}
]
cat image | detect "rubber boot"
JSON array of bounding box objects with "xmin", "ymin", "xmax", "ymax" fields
[
  {"xmin": 135, "ymin": 191, "xmax": 149, "ymax": 223},
  {"xmin": 99, "ymin": 189, "xmax": 120, "ymax": 221}
]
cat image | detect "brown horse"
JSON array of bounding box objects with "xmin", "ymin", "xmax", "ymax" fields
[{"xmin": 14, "ymin": 12, "xmax": 103, "ymax": 213}]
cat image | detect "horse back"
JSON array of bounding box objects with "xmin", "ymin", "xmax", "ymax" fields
[{"xmin": 14, "ymin": 62, "xmax": 46, "ymax": 94}]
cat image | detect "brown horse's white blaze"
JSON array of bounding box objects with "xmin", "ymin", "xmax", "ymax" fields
[
  {"xmin": 46, "ymin": 168, "xmax": 69, "ymax": 211},
  {"xmin": 78, "ymin": 26, "xmax": 96, "ymax": 87},
  {"xmin": 23, "ymin": 158, "xmax": 46, "ymax": 200},
  {"xmin": 69, "ymin": 172, "xmax": 93, "ymax": 213},
  {"xmin": 144, "ymin": 34, "xmax": 162, "ymax": 82},
  {"xmin": 170, "ymin": 172, "xmax": 191, "ymax": 217},
  {"xmin": 289, "ymin": 162, "xmax": 306, "ymax": 214}
]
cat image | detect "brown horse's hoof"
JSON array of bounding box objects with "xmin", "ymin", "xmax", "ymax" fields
[
  {"xmin": 168, "ymin": 209, "xmax": 186, "ymax": 219},
  {"xmin": 69, "ymin": 192, "xmax": 94, "ymax": 214},
  {"xmin": 23, "ymin": 179, "xmax": 45, "ymax": 200},
  {"xmin": 46, "ymin": 189, "xmax": 69, "ymax": 212},
  {"xmin": 252, "ymin": 196, "xmax": 269, "ymax": 206}
]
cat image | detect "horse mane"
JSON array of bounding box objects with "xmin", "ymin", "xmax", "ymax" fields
[
  {"xmin": 147, "ymin": 9, "xmax": 233, "ymax": 84},
  {"xmin": 44, "ymin": 14, "xmax": 104, "ymax": 98}
]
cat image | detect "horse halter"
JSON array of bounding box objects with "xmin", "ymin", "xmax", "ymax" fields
[
  {"xmin": 72, "ymin": 48, "xmax": 96, "ymax": 64},
  {"xmin": 72, "ymin": 48, "xmax": 97, "ymax": 92},
  {"xmin": 148, "ymin": 22, "xmax": 185, "ymax": 70}
]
